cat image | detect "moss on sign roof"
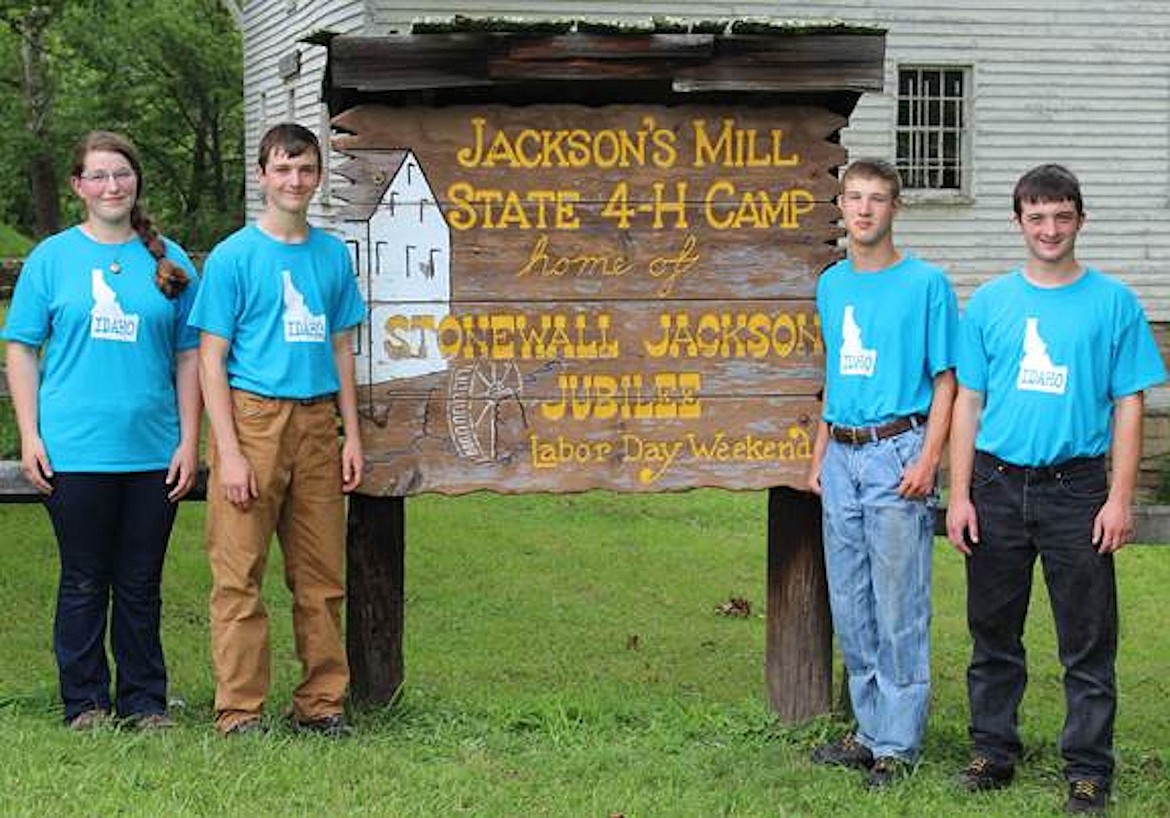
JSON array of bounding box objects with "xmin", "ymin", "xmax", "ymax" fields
[{"xmin": 409, "ymin": 15, "xmax": 881, "ymax": 36}]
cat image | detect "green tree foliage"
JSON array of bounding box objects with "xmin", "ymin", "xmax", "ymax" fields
[
  {"xmin": 0, "ymin": 0, "xmax": 243, "ymax": 251},
  {"xmin": 0, "ymin": 24, "xmax": 37, "ymax": 234},
  {"xmin": 0, "ymin": 1, "xmax": 66, "ymax": 238}
]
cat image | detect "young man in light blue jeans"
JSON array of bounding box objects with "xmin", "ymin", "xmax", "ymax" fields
[{"xmin": 807, "ymin": 158, "xmax": 958, "ymax": 787}]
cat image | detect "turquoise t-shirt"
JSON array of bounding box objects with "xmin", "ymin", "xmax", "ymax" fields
[
  {"xmin": 817, "ymin": 254, "xmax": 958, "ymax": 427},
  {"xmin": 188, "ymin": 225, "xmax": 366, "ymax": 399},
  {"xmin": 957, "ymin": 268, "xmax": 1166, "ymax": 465},
  {"xmin": 1, "ymin": 226, "xmax": 200, "ymax": 471}
]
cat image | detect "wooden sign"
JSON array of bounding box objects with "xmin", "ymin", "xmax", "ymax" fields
[{"xmin": 332, "ymin": 104, "xmax": 843, "ymax": 495}]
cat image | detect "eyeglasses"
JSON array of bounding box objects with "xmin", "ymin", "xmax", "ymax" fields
[{"xmin": 78, "ymin": 168, "xmax": 136, "ymax": 185}]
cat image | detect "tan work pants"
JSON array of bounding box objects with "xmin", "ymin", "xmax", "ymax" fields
[{"xmin": 207, "ymin": 390, "xmax": 348, "ymax": 732}]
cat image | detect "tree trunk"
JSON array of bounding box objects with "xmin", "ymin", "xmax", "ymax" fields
[{"xmin": 18, "ymin": 5, "xmax": 60, "ymax": 237}]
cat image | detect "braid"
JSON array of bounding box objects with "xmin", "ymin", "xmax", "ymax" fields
[{"xmin": 131, "ymin": 205, "xmax": 189, "ymax": 298}]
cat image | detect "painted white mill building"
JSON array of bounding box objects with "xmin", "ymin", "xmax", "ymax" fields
[{"xmin": 240, "ymin": 1, "xmax": 1170, "ymax": 324}]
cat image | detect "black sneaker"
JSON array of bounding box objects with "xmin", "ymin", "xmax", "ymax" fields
[
  {"xmin": 811, "ymin": 733, "xmax": 874, "ymax": 769},
  {"xmin": 291, "ymin": 713, "xmax": 353, "ymax": 738},
  {"xmin": 866, "ymin": 756, "xmax": 910, "ymax": 789},
  {"xmin": 958, "ymin": 755, "xmax": 1015, "ymax": 791},
  {"xmin": 1065, "ymin": 779, "xmax": 1108, "ymax": 815}
]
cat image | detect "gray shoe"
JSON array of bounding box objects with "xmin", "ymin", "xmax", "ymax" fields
[
  {"xmin": 67, "ymin": 708, "xmax": 111, "ymax": 731},
  {"xmin": 129, "ymin": 712, "xmax": 177, "ymax": 731}
]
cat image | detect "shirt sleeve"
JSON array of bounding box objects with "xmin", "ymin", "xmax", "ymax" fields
[
  {"xmin": 1109, "ymin": 289, "xmax": 1166, "ymax": 398},
  {"xmin": 187, "ymin": 246, "xmax": 238, "ymax": 341},
  {"xmin": 1, "ymin": 246, "xmax": 52, "ymax": 347},
  {"xmin": 166, "ymin": 240, "xmax": 202, "ymax": 352},
  {"xmin": 329, "ymin": 241, "xmax": 366, "ymax": 333},
  {"xmin": 955, "ymin": 294, "xmax": 988, "ymax": 392},
  {"xmin": 926, "ymin": 272, "xmax": 959, "ymax": 377}
]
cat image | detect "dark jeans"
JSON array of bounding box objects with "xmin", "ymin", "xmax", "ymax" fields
[
  {"xmin": 44, "ymin": 471, "xmax": 177, "ymax": 721},
  {"xmin": 966, "ymin": 451, "xmax": 1116, "ymax": 784}
]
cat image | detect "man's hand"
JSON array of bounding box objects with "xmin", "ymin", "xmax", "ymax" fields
[
  {"xmin": 806, "ymin": 461, "xmax": 822, "ymax": 495},
  {"xmin": 946, "ymin": 496, "xmax": 979, "ymax": 556},
  {"xmin": 898, "ymin": 457, "xmax": 936, "ymax": 499},
  {"xmin": 1093, "ymin": 497, "xmax": 1134, "ymax": 554},
  {"xmin": 341, "ymin": 437, "xmax": 364, "ymax": 493},
  {"xmin": 218, "ymin": 450, "xmax": 258, "ymax": 510}
]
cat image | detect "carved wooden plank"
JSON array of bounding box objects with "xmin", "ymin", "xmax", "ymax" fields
[
  {"xmin": 337, "ymin": 200, "xmax": 842, "ymax": 301},
  {"xmin": 434, "ymin": 229, "xmax": 839, "ymax": 301},
  {"xmin": 332, "ymin": 104, "xmax": 846, "ymax": 195},
  {"xmin": 357, "ymin": 395, "xmax": 819, "ymax": 496},
  {"xmin": 355, "ymin": 298, "xmax": 822, "ymax": 396},
  {"xmin": 331, "ymin": 106, "xmax": 845, "ymax": 304},
  {"xmin": 331, "ymin": 104, "xmax": 839, "ymax": 496}
]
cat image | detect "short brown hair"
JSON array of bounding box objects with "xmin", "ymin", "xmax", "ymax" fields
[
  {"xmin": 257, "ymin": 122, "xmax": 320, "ymax": 170},
  {"xmin": 1013, "ymin": 163, "xmax": 1083, "ymax": 217},
  {"xmin": 841, "ymin": 158, "xmax": 902, "ymax": 200}
]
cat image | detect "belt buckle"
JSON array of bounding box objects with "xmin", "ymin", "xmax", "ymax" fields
[{"xmin": 849, "ymin": 426, "xmax": 862, "ymax": 445}]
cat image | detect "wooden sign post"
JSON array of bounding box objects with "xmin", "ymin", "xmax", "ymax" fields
[{"xmin": 322, "ymin": 20, "xmax": 885, "ymax": 721}]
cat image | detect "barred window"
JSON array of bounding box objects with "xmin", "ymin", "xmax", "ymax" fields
[{"xmin": 896, "ymin": 67, "xmax": 970, "ymax": 192}]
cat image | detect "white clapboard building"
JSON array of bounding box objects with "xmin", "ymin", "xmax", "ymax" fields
[{"xmin": 241, "ymin": 1, "xmax": 1170, "ymax": 324}]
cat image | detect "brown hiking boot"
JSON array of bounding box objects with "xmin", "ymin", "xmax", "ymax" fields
[
  {"xmin": 1064, "ymin": 779, "xmax": 1108, "ymax": 815},
  {"xmin": 811, "ymin": 733, "xmax": 874, "ymax": 769},
  {"xmin": 958, "ymin": 755, "xmax": 1015, "ymax": 791}
]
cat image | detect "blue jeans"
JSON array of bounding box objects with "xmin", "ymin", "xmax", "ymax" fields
[
  {"xmin": 820, "ymin": 425, "xmax": 934, "ymax": 760},
  {"xmin": 967, "ymin": 451, "xmax": 1115, "ymax": 785},
  {"xmin": 43, "ymin": 471, "xmax": 177, "ymax": 721}
]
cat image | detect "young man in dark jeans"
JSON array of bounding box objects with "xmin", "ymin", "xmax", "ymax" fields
[{"xmin": 947, "ymin": 164, "xmax": 1165, "ymax": 814}]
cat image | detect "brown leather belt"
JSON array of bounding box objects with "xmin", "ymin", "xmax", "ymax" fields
[
  {"xmin": 234, "ymin": 389, "xmax": 336, "ymax": 407},
  {"xmin": 296, "ymin": 393, "xmax": 336, "ymax": 407},
  {"xmin": 829, "ymin": 414, "xmax": 926, "ymax": 445}
]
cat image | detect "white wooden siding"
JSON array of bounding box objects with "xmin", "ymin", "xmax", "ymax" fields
[
  {"xmin": 243, "ymin": 1, "xmax": 1170, "ymax": 318},
  {"xmin": 242, "ymin": 0, "xmax": 368, "ymax": 223}
]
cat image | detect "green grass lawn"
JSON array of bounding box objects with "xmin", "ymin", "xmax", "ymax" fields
[{"xmin": 0, "ymin": 490, "xmax": 1167, "ymax": 816}]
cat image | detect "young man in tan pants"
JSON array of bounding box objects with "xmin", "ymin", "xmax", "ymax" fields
[{"xmin": 189, "ymin": 122, "xmax": 365, "ymax": 736}]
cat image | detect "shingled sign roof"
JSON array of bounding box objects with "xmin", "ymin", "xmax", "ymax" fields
[{"xmin": 319, "ymin": 16, "xmax": 885, "ymax": 112}]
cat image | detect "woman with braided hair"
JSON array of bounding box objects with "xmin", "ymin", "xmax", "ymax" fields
[{"xmin": 3, "ymin": 130, "xmax": 201, "ymax": 730}]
